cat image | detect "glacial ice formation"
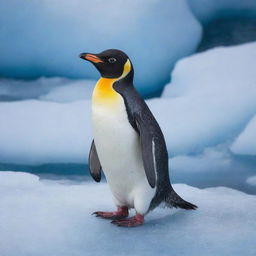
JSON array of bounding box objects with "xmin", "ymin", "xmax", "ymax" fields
[
  {"xmin": 230, "ymin": 115, "xmax": 256, "ymax": 155},
  {"xmin": 0, "ymin": 43, "xmax": 255, "ymax": 165},
  {"xmin": 0, "ymin": 0, "xmax": 201, "ymax": 95}
]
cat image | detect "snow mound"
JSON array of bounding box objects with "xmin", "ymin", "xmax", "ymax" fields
[
  {"xmin": 0, "ymin": 0, "xmax": 201, "ymax": 95},
  {"xmin": 230, "ymin": 115, "xmax": 256, "ymax": 155},
  {"xmin": 0, "ymin": 171, "xmax": 255, "ymax": 256},
  {"xmin": 160, "ymin": 42, "xmax": 256, "ymax": 155}
]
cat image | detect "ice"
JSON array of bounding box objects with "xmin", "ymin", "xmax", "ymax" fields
[
  {"xmin": 170, "ymin": 147, "xmax": 231, "ymax": 174},
  {"xmin": 1, "ymin": 43, "xmax": 256, "ymax": 165},
  {"xmin": 247, "ymin": 176, "xmax": 256, "ymax": 186},
  {"xmin": 0, "ymin": 0, "xmax": 201, "ymax": 96},
  {"xmin": 0, "ymin": 104, "xmax": 254, "ymax": 191},
  {"xmin": 39, "ymin": 79, "xmax": 95, "ymax": 102},
  {"xmin": 160, "ymin": 42, "xmax": 256, "ymax": 155},
  {"xmin": 0, "ymin": 77, "xmax": 95, "ymax": 102},
  {"xmin": 2, "ymin": 0, "xmax": 256, "ymax": 96},
  {"xmin": 169, "ymin": 146, "xmax": 256, "ymax": 194},
  {"xmin": 230, "ymin": 115, "xmax": 256, "ymax": 155},
  {"xmin": 0, "ymin": 77, "xmax": 66, "ymax": 101},
  {"xmin": 0, "ymin": 100, "xmax": 92, "ymax": 165},
  {"xmin": 0, "ymin": 43, "xmax": 256, "ymax": 167},
  {"xmin": 0, "ymin": 171, "xmax": 255, "ymax": 256},
  {"xmin": 188, "ymin": 0, "xmax": 256, "ymax": 23}
]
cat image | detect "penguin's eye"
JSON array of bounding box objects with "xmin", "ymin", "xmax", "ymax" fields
[{"xmin": 108, "ymin": 57, "xmax": 117, "ymax": 63}]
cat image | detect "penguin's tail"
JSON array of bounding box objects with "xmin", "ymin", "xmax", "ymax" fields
[{"xmin": 164, "ymin": 187, "xmax": 198, "ymax": 210}]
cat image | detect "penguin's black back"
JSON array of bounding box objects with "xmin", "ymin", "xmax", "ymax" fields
[{"xmin": 113, "ymin": 78, "xmax": 171, "ymax": 209}]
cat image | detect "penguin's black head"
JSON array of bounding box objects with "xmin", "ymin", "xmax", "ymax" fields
[{"xmin": 79, "ymin": 49, "xmax": 133, "ymax": 80}]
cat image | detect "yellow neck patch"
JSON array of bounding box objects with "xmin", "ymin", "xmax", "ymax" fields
[{"xmin": 92, "ymin": 59, "xmax": 131, "ymax": 106}]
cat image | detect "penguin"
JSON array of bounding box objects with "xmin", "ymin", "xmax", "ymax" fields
[{"xmin": 79, "ymin": 49, "xmax": 197, "ymax": 227}]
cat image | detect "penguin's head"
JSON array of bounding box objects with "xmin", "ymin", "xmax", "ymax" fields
[{"xmin": 79, "ymin": 49, "xmax": 133, "ymax": 80}]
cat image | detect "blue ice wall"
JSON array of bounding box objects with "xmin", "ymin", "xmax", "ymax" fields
[
  {"xmin": 1, "ymin": 0, "xmax": 256, "ymax": 96},
  {"xmin": 188, "ymin": 0, "xmax": 256, "ymax": 23},
  {"xmin": 0, "ymin": 0, "xmax": 201, "ymax": 96}
]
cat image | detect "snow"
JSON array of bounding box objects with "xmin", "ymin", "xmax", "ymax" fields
[
  {"xmin": 0, "ymin": 0, "xmax": 201, "ymax": 96},
  {"xmin": 0, "ymin": 171, "xmax": 255, "ymax": 256},
  {"xmin": 230, "ymin": 115, "xmax": 256, "ymax": 155},
  {"xmin": 160, "ymin": 42, "xmax": 256, "ymax": 155}
]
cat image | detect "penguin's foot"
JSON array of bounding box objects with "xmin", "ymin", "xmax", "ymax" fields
[
  {"xmin": 92, "ymin": 206, "xmax": 129, "ymax": 220},
  {"xmin": 111, "ymin": 213, "xmax": 144, "ymax": 227}
]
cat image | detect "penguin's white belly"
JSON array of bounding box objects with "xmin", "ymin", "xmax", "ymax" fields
[{"xmin": 92, "ymin": 98, "xmax": 155, "ymax": 213}]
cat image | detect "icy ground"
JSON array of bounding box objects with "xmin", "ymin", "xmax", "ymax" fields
[{"xmin": 0, "ymin": 171, "xmax": 255, "ymax": 256}]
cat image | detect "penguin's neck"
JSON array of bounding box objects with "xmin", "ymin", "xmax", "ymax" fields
[
  {"xmin": 92, "ymin": 59, "xmax": 132, "ymax": 107},
  {"xmin": 92, "ymin": 77, "xmax": 121, "ymax": 106}
]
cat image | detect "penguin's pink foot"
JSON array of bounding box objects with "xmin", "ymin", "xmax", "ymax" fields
[
  {"xmin": 111, "ymin": 213, "xmax": 144, "ymax": 227},
  {"xmin": 92, "ymin": 206, "xmax": 129, "ymax": 220}
]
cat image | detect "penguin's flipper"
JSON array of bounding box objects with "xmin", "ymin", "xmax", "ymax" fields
[
  {"xmin": 134, "ymin": 114, "xmax": 156, "ymax": 188},
  {"xmin": 89, "ymin": 140, "xmax": 102, "ymax": 182}
]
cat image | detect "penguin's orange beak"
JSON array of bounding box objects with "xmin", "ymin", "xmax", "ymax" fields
[{"xmin": 79, "ymin": 53, "xmax": 103, "ymax": 63}]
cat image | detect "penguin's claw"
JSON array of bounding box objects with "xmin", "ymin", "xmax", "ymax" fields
[
  {"xmin": 92, "ymin": 207, "xmax": 129, "ymax": 220},
  {"xmin": 92, "ymin": 211, "xmax": 126, "ymax": 220},
  {"xmin": 111, "ymin": 213, "xmax": 144, "ymax": 227}
]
